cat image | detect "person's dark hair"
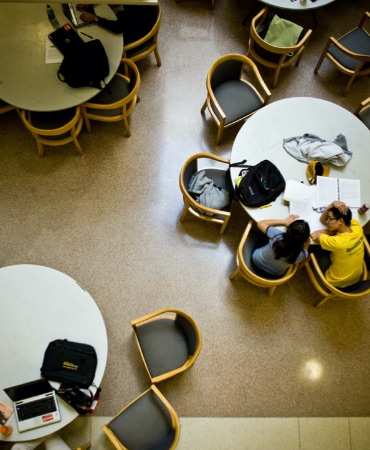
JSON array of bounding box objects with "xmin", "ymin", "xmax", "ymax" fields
[
  {"xmin": 273, "ymin": 220, "xmax": 310, "ymax": 264},
  {"xmin": 329, "ymin": 206, "xmax": 352, "ymax": 226}
]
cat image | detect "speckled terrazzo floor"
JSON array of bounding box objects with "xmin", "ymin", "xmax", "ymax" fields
[{"xmin": 1, "ymin": 0, "xmax": 370, "ymax": 425}]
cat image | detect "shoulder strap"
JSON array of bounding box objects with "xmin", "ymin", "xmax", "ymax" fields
[{"xmin": 229, "ymin": 159, "xmax": 249, "ymax": 168}]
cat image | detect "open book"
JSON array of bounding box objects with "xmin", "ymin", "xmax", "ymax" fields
[
  {"xmin": 315, "ymin": 176, "xmax": 361, "ymax": 207},
  {"xmin": 283, "ymin": 180, "xmax": 323, "ymax": 231}
]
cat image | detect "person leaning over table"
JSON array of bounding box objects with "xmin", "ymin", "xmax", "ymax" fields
[
  {"xmin": 77, "ymin": 4, "xmax": 158, "ymax": 44},
  {"xmin": 310, "ymin": 201, "xmax": 364, "ymax": 288},
  {"xmin": 252, "ymin": 215, "xmax": 311, "ymax": 277}
]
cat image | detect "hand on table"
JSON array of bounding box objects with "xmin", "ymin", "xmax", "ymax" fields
[
  {"xmin": 284, "ymin": 214, "xmax": 299, "ymax": 226},
  {"xmin": 80, "ymin": 12, "xmax": 96, "ymax": 22}
]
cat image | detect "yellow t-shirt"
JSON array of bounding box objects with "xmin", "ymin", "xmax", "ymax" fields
[{"xmin": 319, "ymin": 219, "xmax": 364, "ymax": 288}]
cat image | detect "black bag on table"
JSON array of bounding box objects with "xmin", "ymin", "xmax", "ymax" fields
[
  {"xmin": 57, "ymin": 39, "xmax": 109, "ymax": 89},
  {"xmin": 40, "ymin": 339, "xmax": 97, "ymax": 389},
  {"xmin": 234, "ymin": 159, "xmax": 286, "ymax": 208}
]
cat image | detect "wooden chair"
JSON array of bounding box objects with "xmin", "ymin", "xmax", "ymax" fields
[
  {"xmin": 81, "ymin": 59, "xmax": 140, "ymax": 137},
  {"xmin": 131, "ymin": 308, "xmax": 202, "ymax": 384},
  {"xmin": 201, "ymin": 53, "xmax": 271, "ymax": 144},
  {"xmin": 0, "ymin": 99, "xmax": 16, "ymax": 114},
  {"xmin": 20, "ymin": 107, "xmax": 83, "ymax": 157},
  {"xmin": 355, "ymin": 96, "xmax": 370, "ymax": 130},
  {"xmin": 314, "ymin": 11, "xmax": 370, "ymax": 96},
  {"xmin": 304, "ymin": 237, "xmax": 370, "ymax": 307},
  {"xmin": 247, "ymin": 6, "xmax": 312, "ymax": 88},
  {"xmin": 179, "ymin": 152, "xmax": 233, "ymax": 236},
  {"xmin": 122, "ymin": 3, "xmax": 162, "ymax": 67},
  {"xmin": 229, "ymin": 220, "xmax": 300, "ymax": 297},
  {"xmin": 103, "ymin": 385, "xmax": 180, "ymax": 450}
]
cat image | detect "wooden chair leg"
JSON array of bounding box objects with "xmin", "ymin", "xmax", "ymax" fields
[
  {"xmin": 229, "ymin": 267, "xmax": 240, "ymax": 280},
  {"xmin": 154, "ymin": 48, "xmax": 162, "ymax": 66},
  {"xmin": 201, "ymin": 99, "xmax": 207, "ymax": 114},
  {"xmin": 180, "ymin": 205, "xmax": 189, "ymax": 223}
]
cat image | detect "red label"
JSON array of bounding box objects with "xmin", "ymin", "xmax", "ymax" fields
[{"xmin": 42, "ymin": 414, "xmax": 54, "ymax": 422}]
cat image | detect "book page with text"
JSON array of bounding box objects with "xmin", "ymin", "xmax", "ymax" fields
[{"xmin": 338, "ymin": 178, "xmax": 361, "ymax": 207}]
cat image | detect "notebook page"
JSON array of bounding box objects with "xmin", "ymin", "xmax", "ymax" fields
[{"xmin": 315, "ymin": 176, "xmax": 339, "ymax": 206}]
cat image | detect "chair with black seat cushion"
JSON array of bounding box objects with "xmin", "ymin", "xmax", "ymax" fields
[
  {"xmin": 201, "ymin": 53, "xmax": 271, "ymax": 144},
  {"xmin": 81, "ymin": 59, "xmax": 140, "ymax": 137},
  {"xmin": 20, "ymin": 107, "xmax": 83, "ymax": 157},
  {"xmin": 304, "ymin": 236, "xmax": 370, "ymax": 307},
  {"xmin": 355, "ymin": 96, "xmax": 370, "ymax": 130},
  {"xmin": 122, "ymin": 3, "xmax": 162, "ymax": 67},
  {"xmin": 247, "ymin": 6, "xmax": 312, "ymax": 89},
  {"xmin": 229, "ymin": 220, "xmax": 300, "ymax": 297},
  {"xmin": 179, "ymin": 152, "xmax": 233, "ymax": 236},
  {"xmin": 314, "ymin": 11, "xmax": 370, "ymax": 96},
  {"xmin": 131, "ymin": 308, "xmax": 202, "ymax": 384},
  {"xmin": 103, "ymin": 385, "xmax": 180, "ymax": 450}
]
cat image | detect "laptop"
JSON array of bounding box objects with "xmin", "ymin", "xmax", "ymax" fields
[
  {"xmin": 61, "ymin": 4, "xmax": 95, "ymax": 28},
  {"xmin": 48, "ymin": 24, "xmax": 84, "ymax": 56},
  {"xmin": 4, "ymin": 379, "xmax": 61, "ymax": 432}
]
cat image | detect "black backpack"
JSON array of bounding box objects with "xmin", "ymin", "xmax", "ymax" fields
[
  {"xmin": 233, "ymin": 160, "xmax": 286, "ymax": 208},
  {"xmin": 58, "ymin": 39, "xmax": 109, "ymax": 90}
]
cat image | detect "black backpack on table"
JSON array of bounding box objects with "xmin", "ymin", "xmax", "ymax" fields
[{"xmin": 233, "ymin": 159, "xmax": 286, "ymax": 208}]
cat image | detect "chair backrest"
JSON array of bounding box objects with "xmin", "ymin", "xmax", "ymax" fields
[
  {"xmin": 21, "ymin": 107, "xmax": 81, "ymax": 137},
  {"xmin": 123, "ymin": 4, "xmax": 161, "ymax": 52},
  {"xmin": 103, "ymin": 385, "xmax": 180, "ymax": 450},
  {"xmin": 305, "ymin": 236, "xmax": 370, "ymax": 307},
  {"xmin": 176, "ymin": 311, "xmax": 199, "ymax": 355},
  {"xmin": 211, "ymin": 60, "xmax": 244, "ymax": 88}
]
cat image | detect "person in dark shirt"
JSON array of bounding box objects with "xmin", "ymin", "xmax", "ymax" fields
[{"xmin": 78, "ymin": 4, "xmax": 159, "ymax": 45}]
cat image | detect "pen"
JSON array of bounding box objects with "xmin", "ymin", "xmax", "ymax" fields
[
  {"xmin": 81, "ymin": 32, "xmax": 93, "ymax": 39},
  {"xmin": 260, "ymin": 203, "xmax": 273, "ymax": 209}
]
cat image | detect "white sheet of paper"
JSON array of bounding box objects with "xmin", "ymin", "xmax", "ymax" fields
[{"xmin": 45, "ymin": 39, "xmax": 63, "ymax": 64}]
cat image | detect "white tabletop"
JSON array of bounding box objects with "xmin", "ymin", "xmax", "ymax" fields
[
  {"xmin": 0, "ymin": 264, "xmax": 108, "ymax": 442},
  {"xmin": 230, "ymin": 97, "xmax": 370, "ymax": 228},
  {"xmin": 259, "ymin": 0, "xmax": 335, "ymax": 11},
  {"xmin": 0, "ymin": 4, "xmax": 123, "ymax": 112}
]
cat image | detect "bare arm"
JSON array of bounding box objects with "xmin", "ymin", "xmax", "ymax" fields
[
  {"xmin": 257, "ymin": 215, "xmax": 299, "ymax": 235},
  {"xmin": 310, "ymin": 229, "xmax": 336, "ymax": 242}
]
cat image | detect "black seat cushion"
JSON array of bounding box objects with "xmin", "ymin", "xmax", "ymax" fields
[
  {"xmin": 212, "ymin": 81, "xmax": 263, "ymax": 124},
  {"xmin": 86, "ymin": 74, "xmax": 131, "ymax": 117},
  {"xmin": 329, "ymin": 28, "xmax": 370, "ymax": 71},
  {"xmin": 109, "ymin": 389, "xmax": 175, "ymax": 450},
  {"xmin": 135, "ymin": 318, "xmax": 190, "ymax": 378}
]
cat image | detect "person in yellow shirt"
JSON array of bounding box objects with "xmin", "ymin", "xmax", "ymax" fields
[{"xmin": 310, "ymin": 201, "xmax": 364, "ymax": 288}]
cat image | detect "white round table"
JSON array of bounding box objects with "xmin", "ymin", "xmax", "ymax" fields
[
  {"xmin": 0, "ymin": 4, "xmax": 123, "ymax": 112},
  {"xmin": 230, "ymin": 97, "xmax": 370, "ymax": 227},
  {"xmin": 259, "ymin": 0, "xmax": 335, "ymax": 11},
  {"xmin": 0, "ymin": 264, "xmax": 108, "ymax": 442}
]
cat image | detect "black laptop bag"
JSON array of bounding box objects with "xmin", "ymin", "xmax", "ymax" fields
[{"xmin": 40, "ymin": 339, "xmax": 97, "ymax": 388}]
